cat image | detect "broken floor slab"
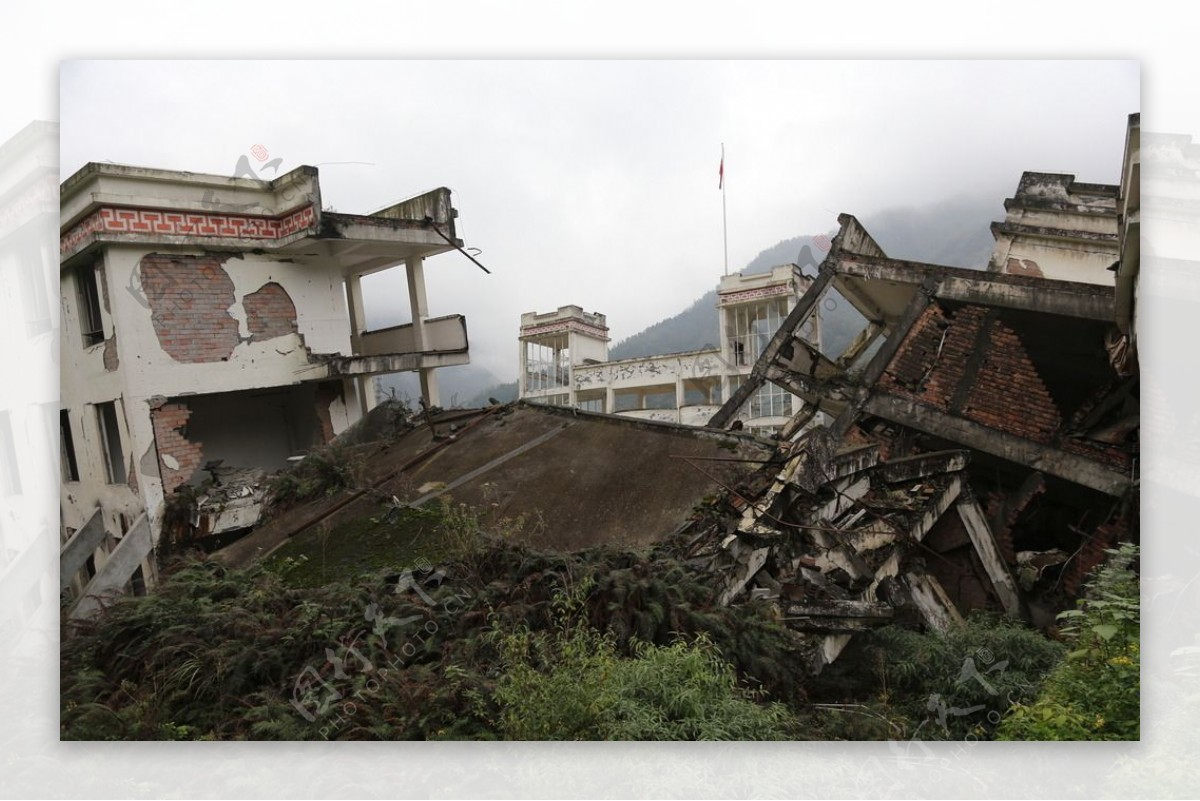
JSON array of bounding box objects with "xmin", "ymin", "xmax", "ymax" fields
[
  {"xmin": 215, "ymin": 401, "xmax": 776, "ymax": 569},
  {"xmin": 693, "ymin": 206, "xmax": 1137, "ymax": 671}
]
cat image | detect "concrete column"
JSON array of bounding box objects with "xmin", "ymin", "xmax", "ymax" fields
[
  {"xmin": 605, "ymin": 386, "xmax": 615, "ymax": 415},
  {"xmin": 341, "ymin": 378, "xmax": 364, "ymax": 426},
  {"xmin": 517, "ymin": 339, "xmax": 527, "ymax": 398},
  {"xmin": 345, "ymin": 274, "xmax": 371, "ymax": 418},
  {"xmin": 406, "ymin": 256, "xmax": 440, "ymax": 407},
  {"xmin": 675, "ymin": 376, "xmax": 686, "ymax": 410},
  {"xmin": 564, "ymin": 332, "xmax": 575, "ymax": 405}
]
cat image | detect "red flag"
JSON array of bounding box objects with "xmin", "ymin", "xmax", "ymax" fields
[{"xmin": 718, "ymin": 151, "xmax": 724, "ymax": 190}]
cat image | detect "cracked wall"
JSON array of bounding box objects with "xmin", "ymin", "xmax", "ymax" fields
[
  {"xmin": 243, "ymin": 281, "xmax": 299, "ymax": 342},
  {"xmin": 140, "ymin": 254, "xmax": 240, "ymax": 362},
  {"xmin": 149, "ymin": 401, "xmax": 202, "ymax": 494},
  {"xmin": 314, "ymin": 381, "xmax": 341, "ymax": 444},
  {"xmin": 103, "ymin": 335, "xmax": 118, "ymax": 371}
]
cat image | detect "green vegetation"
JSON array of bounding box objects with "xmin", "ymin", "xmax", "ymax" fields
[
  {"xmin": 486, "ymin": 580, "xmax": 796, "ymax": 740},
  {"xmin": 60, "ymin": 491, "xmax": 1138, "ymax": 741},
  {"xmin": 263, "ymin": 442, "xmax": 366, "ymax": 513},
  {"xmin": 61, "ymin": 524, "xmax": 811, "ymax": 740},
  {"xmin": 997, "ymin": 544, "xmax": 1140, "ymax": 741},
  {"xmin": 842, "ymin": 614, "xmax": 1066, "ymax": 740}
]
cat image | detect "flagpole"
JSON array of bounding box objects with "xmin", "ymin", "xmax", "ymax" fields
[{"xmin": 721, "ymin": 143, "xmax": 728, "ymax": 276}]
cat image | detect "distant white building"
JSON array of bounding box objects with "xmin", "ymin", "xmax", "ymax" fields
[{"xmin": 518, "ymin": 265, "xmax": 820, "ymax": 433}]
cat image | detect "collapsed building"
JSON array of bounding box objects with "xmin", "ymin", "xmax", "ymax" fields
[
  {"xmin": 691, "ymin": 114, "xmax": 1140, "ymax": 669},
  {"xmin": 59, "ymin": 162, "xmax": 477, "ymax": 616}
]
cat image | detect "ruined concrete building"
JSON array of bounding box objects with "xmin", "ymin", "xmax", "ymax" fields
[
  {"xmin": 518, "ymin": 265, "xmax": 822, "ymax": 433},
  {"xmin": 59, "ymin": 163, "xmax": 474, "ymax": 616},
  {"xmin": 693, "ymin": 114, "xmax": 1140, "ymax": 669}
]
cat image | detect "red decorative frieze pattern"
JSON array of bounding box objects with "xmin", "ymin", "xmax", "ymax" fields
[
  {"xmin": 520, "ymin": 319, "xmax": 611, "ymax": 341},
  {"xmin": 60, "ymin": 203, "xmax": 316, "ymax": 254},
  {"xmin": 717, "ymin": 283, "xmax": 792, "ymax": 306}
]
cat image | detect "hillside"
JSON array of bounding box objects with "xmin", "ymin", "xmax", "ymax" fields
[{"xmin": 470, "ymin": 189, "xmax": 1003, "ymax": 406}]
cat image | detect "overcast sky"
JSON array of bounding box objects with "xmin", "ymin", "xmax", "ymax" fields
[{"xmin": 60, "ymin": 60, "xmax": 1138, "ymax": 382}]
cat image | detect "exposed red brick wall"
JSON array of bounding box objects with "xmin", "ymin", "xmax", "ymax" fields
[
  {"xmin": 981, "ymin": 480, "xmax": 1047, "ymax": 565},
  {"xmin": 1062, "ymin": 519, "xmax": 1126, "ymax": 597},
  {"xmin": 961, "ymin": 320, "xmax": 1061, "ymax": 441},
  {"xmin": 844, "ymin": 422, "xmax": 897, "ymax": 461},
  {"xmin": 140, "ymin": 254, "xmax": 239, "ymax": 363},
  {"xmin": 880, "ymin": 304, "xmax": 979, "ymax": 408},
  {"xmin": 243, "ymin": 282, "xmax": 299, "ymax": 342},
  {"xmin": 1060, "ymin": 437, "xmax": 1134, "ymax": 469},
  {"xmin": 150, "ymin": 402, "xmax": 203, "ymax": 494},
  {"xmin": 881, "ymin": 303, "xmax": 1063, "ymax": 444},
  {"xmin": 1005, "ymin": 257, "xmax": 1044, "ymax": 278},
  {"xmin": 103, "ymin": 335, "xmax": 119, "ymax": 371},
  {"xmin": 314, "ymin": 381, "xmax": 340, "ymax": 444}
]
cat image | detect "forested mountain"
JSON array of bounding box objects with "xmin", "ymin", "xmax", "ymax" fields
[{"xmin": 469, "ymin": 189, "xmax": 1003, "ymax": 407}]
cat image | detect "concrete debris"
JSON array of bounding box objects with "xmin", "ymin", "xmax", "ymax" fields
[
  {"xmin": 694, "ymin": 184, "xmax": 1138, "ymax": 671},
  {"xmin": 192, "ymin": 466, "xmax": 269, "ymax": 537}
]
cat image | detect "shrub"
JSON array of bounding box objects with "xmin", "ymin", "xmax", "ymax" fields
[
  {"xmin": 997, "ymin": 544, "xmax": 1139, "ymax": 741},
  {"xmin": 265, "ymin": 443, "xmax": 364, "ymax": 513},
  {"xmin": 862, "ymin": 614, "xmax": 1065, "ymax": 740},
  {"xmin": 484, "ymin": 582, "xmax": 798, "ymax": 740}
]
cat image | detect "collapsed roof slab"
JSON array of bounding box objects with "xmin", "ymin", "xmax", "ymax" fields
[
  {"xmin": 832, "ymin": 214, "xmax": 1116, "ymax": 323},
  {"xmin": 863, "ymin": 391, "xmax": 1132, "ymax": 497},
  {"xmin": 218, "ymin": 402, "xmax": 776, "ymax": 569}
]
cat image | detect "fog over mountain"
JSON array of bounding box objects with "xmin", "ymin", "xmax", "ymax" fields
[{"xmin": 450, "ymin": 186, "xmax": 1004, "ymax": 408}]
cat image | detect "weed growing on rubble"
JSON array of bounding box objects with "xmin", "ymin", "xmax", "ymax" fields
[
  {"xmin": 62, "ymin": 528, "xmax": 812, "ymax": 740},
  {"xmin": 484, "ymin": 580, "xmax": 798, "ymax": 740},
  {"xmin": 264, "ymin": 443, "xmax": 366, "ymax": 513},
  {"xmin": 802, "ymin": 613, "xmax": 1065, "ymax": 740},
  {"xmin": 997, "ymin": 544, "xmax": 1140, "ymax": 740}
]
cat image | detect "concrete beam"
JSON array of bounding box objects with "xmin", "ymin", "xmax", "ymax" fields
[
  {"xmin": 904, "ymin": 570, "xmax": 964, "ymax": 632},
  {"xmin": 863, "ymin": 391, "xmax": 1132, "ymax": 496},
  {"xmin": 910, "ymin": 475, "xmax": 963, "ymax": 542},
  {"xmin": 869, "ymin": 450, "xmax": 970, "ymax": 484},
  {"xmin": 956, "ymin": 496, "xmax": 1025, "ymax": 619},
  {"xmin": 807, "ymin": 475, "xmax": 871, "ymax": 525},
  {"xmin": 830, "ymin": 275, "xmax": 938, "ymax": 438},
  {"xmin": 812, "ymin": 633, "xmax": 853, "ymax": 674},
  {"xmin": 835, "ymin": 254, "xmax": 1115, "ymax": 321},
  {"xmin": 718, "ymin": 546, "xmax": 770, "ymax": 607},
  {"xmin": 59, "ymin": 507, "xmax": 106, "ymax": 590}
]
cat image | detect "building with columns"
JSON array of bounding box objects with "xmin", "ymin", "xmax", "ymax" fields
[
  {"xmin": 518, "ymin": 265, "xmax": 819, "ymax": 433},
  {"xmin": 59, "ymin": 162, "xmax": 472, "ymax": 615}
]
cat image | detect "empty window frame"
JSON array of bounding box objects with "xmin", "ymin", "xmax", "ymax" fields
[
  {"xmin": 528, "ymin": 393, "xmax": 570, "ymax": 408},
  {"xmin": 749, "ymin": 382, "xmax": 793, "ymax": 420},
  {"xmin": 727, "ymin": 298, "xmax": 787, "ymax": 367},
  {"xmin": 60, "ymin": 409, "xmax": 80, "ymax": 482},
  {"xmin": 95, "ymin": 401, "xmax": 126, "ymax": 484},
  {"xmin": 524, "ymin": 334, "xmax": 570, "ymax": 393},
  {"xmin": 76, "ymin": 263, "xmax": 105, "ymax": 347},
  {"xmin": 576, "ymin": 391, "xmax": 605, "ymax": 413}
]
